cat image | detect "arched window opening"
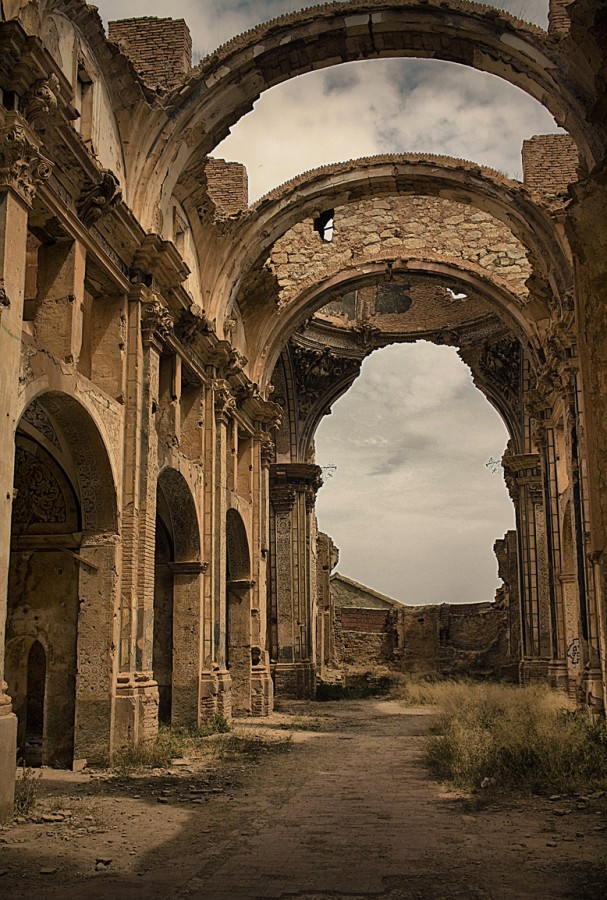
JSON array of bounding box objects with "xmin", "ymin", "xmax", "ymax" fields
[{"xmin": 314, "ymin": 210, "xmax": 335, "ymax": 243}]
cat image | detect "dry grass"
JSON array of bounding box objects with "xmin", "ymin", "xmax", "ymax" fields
[
  {"xmin": 13, "ymin": 764, "xmax": 42, "ymax": 816},
  {"xmin": 395, "ymin": 678, "xmax": 607, "ymax": 795}
]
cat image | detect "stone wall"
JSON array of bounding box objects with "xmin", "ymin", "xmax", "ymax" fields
[
  {"xmin": 330, "ymin": 575, "xmax": 516, "ymax": 681},
  {"xmin": 269, "ymin": 196, "xmax": 531, "ymax": 308},
  {"xmin": 108, "ymin": 17, "xmax": 192, "ymax": 89}
]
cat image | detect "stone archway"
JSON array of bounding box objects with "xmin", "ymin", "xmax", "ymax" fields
[
  {"xmin": 130, "ymin": 1, "xmax": 597, "ymax": 226},
  {"xmin": 5, "ymin": 391, "xmax": 118, "ymax": 767},
  {"xmin": 155, "ymin": 467, "xmax": 202, "ymax": 727},
  {"xmin": 226, "ymin": 508, "xmax": 253, "ymax": 715}
]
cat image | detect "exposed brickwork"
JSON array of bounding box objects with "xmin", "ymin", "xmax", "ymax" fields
[
  {"xmin": 205, "ymin": 158, "xmax": 249, "ymax": 217},
  {"xmin": 108, "ymin": 17, "xmax": 192, "ymax": 90},
  {"xmin": 522, "ymin": 134, "xmax": 580, "ymax": 199},
  {"xmin": 340, "ymin": 608, "xmax": 390, "ymax": 633},
  {"xmin": 548, "ymin": 0, "xmax": 571, "ymax": 33}
]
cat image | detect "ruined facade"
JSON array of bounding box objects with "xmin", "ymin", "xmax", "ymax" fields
[{"xmin": 0, "ymin": 0, "xmax": 606, "ymax": 819}]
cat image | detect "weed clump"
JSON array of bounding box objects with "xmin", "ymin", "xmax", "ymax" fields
[
  {"xmin": 13, "ymin": 763, "xmax": 42, "ymax": 816},
  {"xmin": 111, "ymin": 715, "xmax": 231, "ymax": 775},
  {"xmin": 421, "ymin": 681, "xmax": 607, "ymax": 795}
]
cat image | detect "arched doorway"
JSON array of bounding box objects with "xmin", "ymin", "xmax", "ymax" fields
[
  {"xmin": 226, "ymin": 509, "xmax": 252, "ymax": 715},
  {"xmin": 5, "ymin": 391, "xmax": 118, "ymax": 767},
  {"xmin": 154, "ymin": 468, "xmax": 202, "ymax": 727}
]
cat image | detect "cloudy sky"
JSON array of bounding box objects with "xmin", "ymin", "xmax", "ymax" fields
[{"xmin": 97, "ymin": 0, "xmax": 553, "ymax": 603}]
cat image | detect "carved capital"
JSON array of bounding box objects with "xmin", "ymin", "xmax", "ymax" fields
[
  {"xmin": 0, "ymin": 120, "xmax": 52, "ymax": 206},
  {"xmin": 260, "ymin": 439, "xmax": 275, "ymax": 468},
  {"xmin": 270, "ymin": 484, "xmax": 297, "ymax": 514},
  {"xmin": 77, "ymin": 168, "xmax": 122, "ymax": 227},
  {"xmin": 291, "ymin": 340, "xmax": 363, "ymax": 419},
  {"xmin": 141, "ymin": 297, "xmax": 174, "ymax": 348},
  {"xmin": 213, "ymin": 378, "xmax": 236, "ymax": 422},
  {"xmin": 22, "ymin": 74, "xmax": 60, "ymax": 127},
  {"xmin": 527, "ymin": 481, "xmax": 544, "ymax": 507}
]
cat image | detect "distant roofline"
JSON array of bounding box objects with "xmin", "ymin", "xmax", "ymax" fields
[{"xmin": 330, "ymin": 572, "xmax": 405, "ymax": 608}]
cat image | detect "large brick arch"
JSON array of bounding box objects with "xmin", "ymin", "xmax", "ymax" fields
[
  {"xmin": 130, "ymin": 0, "xmax": 596, "ymax": 224},
  {"xmin": 250, "ymin": 256, "xmax": 540, "ymax": 388},
  {"xmin": 213, "ymin": 154, "xmax": 571, "ymax": 325}
]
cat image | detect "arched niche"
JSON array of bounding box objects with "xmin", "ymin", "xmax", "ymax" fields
[
  {"xmin": 6, "ymin": 391, "xmax": 118, "ymax": 767},
  {"xmin": 226, "ymin": 508, "xmax": 253, "ymax": 715},
  {"xmin": 155, "ymin": 467, "xmax": 202, "ymax": 727}
]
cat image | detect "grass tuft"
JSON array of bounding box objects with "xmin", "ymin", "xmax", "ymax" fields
[
  {"xmin": 413, "ymin": 680, "xmax": 607, "ymax": 795},
  {"xmin": 13, "ymin": 763, "xmax": 42, "ymax": 816}
]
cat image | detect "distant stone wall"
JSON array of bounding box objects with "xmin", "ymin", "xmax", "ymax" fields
[
  {"xmin": 333, "ymin": 609, "xmax": 396, "ymax": 670},
  {"xmin": 522, "ymin": 135, "xmax": 579, "ymax": 199},
  {"xmin": 108, "ymin": 17, "xmax": 192, "ymax": 89}
]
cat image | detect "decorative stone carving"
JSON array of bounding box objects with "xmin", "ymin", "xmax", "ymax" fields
[
  {"xmin": 291, "ymin": 342, "xmax": 362, "ymax": 418},
  {"xmin": 12, "ymin": 446, "xmax": 67, "ymax": 525},
  {"xmin": 0, "ymin": 121, "xmax": 52, "ymax": 206},
  {"xmin": 22, "ymin": 74, "xmax": 60, "ymax": 127},
  {"xmin": 478, "ymin": 336, "xmax": 521, "ymax": 413},
  {"xmin": 213, "ymin": 378, "xmax": 236, "ymax": 422},
  {"xmin": 22, "ymin": 400, "xmax": 61, "ymax": 449},
  {"xmin": 260, "ymin": 439, "xmax": 275, "ymax": 467},
  {"xmin": 141, "ymin": 298, "xmax": 174, "ymax": 347},
  {"xmin": 77, "ymin": 168, "xmax": 122, "ymax": 227}
]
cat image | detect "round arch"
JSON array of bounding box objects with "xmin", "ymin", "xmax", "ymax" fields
[
  {"xmin": 15, "ymin": 390, "xmax": 118, "ymax": 535},
  {"xmin": 129, "ymin": 1, "xmax": 596, "ymax": 224},
  {"xmin": 157, "ymin": 466, "xmax": 201, "ymax": 562},
  {"xmin": 250, "ymin": 257, "xmax": 543, "ymax": 388},
  {"xmin": 214, "ymin": 154, "xmax": 571, "ymax": 324}
]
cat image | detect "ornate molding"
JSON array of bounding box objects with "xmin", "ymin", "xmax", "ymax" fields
[
  {"xmin": 77, "ymin": 168, "xmax": 122, "ymax": 227},
  {"xmin": 478, "ymin": 335, "xmax": 521, "ymax": 415},
  {"xmin": 213, "ymin": 378, "xmax": 236, "ymax": 422},
  {"xmin": 0, "ymin": 120, "xmax": 52, "ymax": 206},
  {"xmin": 141, "ymin": 297, "xmax": 174, "ymax": 348},
  {"xmin": 291, "ymin": 342, "xmax": 362, "ymax": 418},
  {"xmin": 22, "ymin": 74, "xmax": 60, "ymax": 127}
]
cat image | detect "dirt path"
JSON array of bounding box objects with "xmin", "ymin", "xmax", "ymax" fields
[{"xmin": 1, "ymin": 699, "xmax": 605, "ymax": 899}]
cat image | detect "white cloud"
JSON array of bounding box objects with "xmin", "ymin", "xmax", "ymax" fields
[{"xmin": 315, "ymin": 343, "xmax": 515, "ymax": 604}]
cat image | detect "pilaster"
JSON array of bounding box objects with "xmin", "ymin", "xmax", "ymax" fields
[
  {"xmin": 0, "ymin": 111, "xmax": 51, "ymax": 820},
  {"xmin": 269, "ymin": 462, "xmax": 322, "ymax": 699}
]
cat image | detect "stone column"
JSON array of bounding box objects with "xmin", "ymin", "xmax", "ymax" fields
[
  {"xmin": 212, "ymin": 379, "xmax": 234, "ymax": 718},
  {"xmin": 250, "ymin": 437, "xmax": 274, "ymax": 716},
  {"xmin": 0, "ymin": 113, "xmax": 51, "ymax": 820},
  {"xmin": 114, "ymin": 288, "xmax": 172, "ymax": 747},
  {"xmin": 503, "ymin": 452, "xmax": 552, "ymax": 684},
  {"xmin": 269, "ymin": 463, "xmax": 322, "ymax": 699}
]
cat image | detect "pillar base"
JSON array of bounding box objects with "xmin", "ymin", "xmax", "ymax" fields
[
  {"xmin": 519, "ymin": 657, "xmax": 551, "ymax": 686},
  {"xmin": 548, "ymin": 659, "xmax": 569, "ymax": 692},
  {"xmin": 0, "ymin": 695, "xmax": 17, "ymax": 823},
  {"xmin": 272, "ymin": 661, "xmax": 315, "ymax": 699},
  {"xmin": 114, "ymin": 674, "xmax": 159, "ymax": 750},
  {"xmin": 216, "ymin": 670, "xmax": 232, "ymax": 719},
  {"xmin": 199, "ymin": 670, "xmax": 220, "ymax": 720},
  {"xmin": 581, "ymin": 668, "xmax": 605, "ymax": 713},
  {"xmin": 251, "ymin": 663, "xmax": 273, "ymax": 716}
]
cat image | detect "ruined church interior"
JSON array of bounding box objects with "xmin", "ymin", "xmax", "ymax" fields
[{"xmin": 0, "ymin": 0, "xmax": 607, "ymax": 835}]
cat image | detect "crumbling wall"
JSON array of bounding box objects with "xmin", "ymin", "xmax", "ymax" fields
[
  {"xmin": 333, "ymin": 608, "xmax": 396, "ymax": 671},
  {"xmin": 108, "ymin": 17, "xmax": 192, "ymax": 90},
  {"xmin": 205, "ymin": 159, "xmax": 249, "ymax": 217},
  {"xmin": 522, "ymin": 134, "xmax": 580, "ymax": 200},
  {"xmin": 267, "ymin": 196, "xmax": 531, "ymax": 309}
]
